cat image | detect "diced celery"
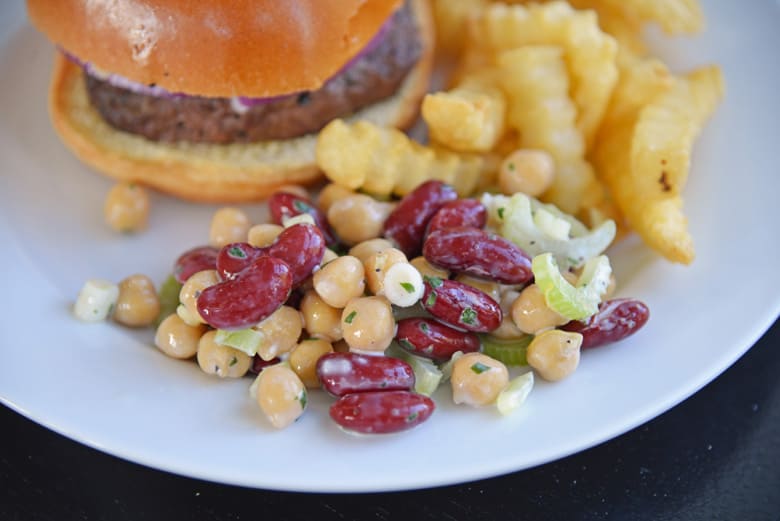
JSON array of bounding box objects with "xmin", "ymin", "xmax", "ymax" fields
[
  {"xmin": 531, "ymin": 253, "xmax": 611, "ymax": 320},
  {"xmin": 155, "ymin": 274, "xmax": 182, "ymax": 327},
  {"xmin": 215, "ymin": 328, "xmax": 263, "ymax": 357},
  {"xmin": 386, "ymin": 343, "xmax": 443, "ymax": 396},
  {"xmin": 480, "ymin": 334, "xmax": 532, "ymax": 366},
  {"xmin": 496, "ymin": 372, "xmax": 534, "ymax": 415},
  {"xmin": 498, "ymin": 193, "xmax": 615, "ymax": 270},
  {"xmin": 439, "ymin": 351, "xmax": 465, "ymax": 382}
]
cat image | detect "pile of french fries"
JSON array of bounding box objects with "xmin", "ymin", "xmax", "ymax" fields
[{"xmin": 317, "ymin": 0, "xmax": 723, "ymax": 265}]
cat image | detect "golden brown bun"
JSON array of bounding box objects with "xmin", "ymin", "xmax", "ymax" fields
[
  {"xmin": 28, "ymin": 0, "xmax": 403, "ymax": 97},
  {"xmin": 47, "ymin": 0, "xmax": 434, "ymax": 203}
]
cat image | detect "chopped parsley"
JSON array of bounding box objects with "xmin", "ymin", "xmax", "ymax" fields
[
  {"xmin": 497, "ymin": 207, "xmax": 505, "ymax": 219},
  {"xmin": 406, "ymin": 411, "xmax": 419, "ymax": 423},
  {"xmin": 418, "ymin": 321, "xmax": 430, "ymax": 334},
  {"xmin": 298, "ymin": 390, "xmax": 308, "ymax": 409},
  {"xmin": 229, "ymin": 356, "xmax": 238, "ymax": 367},
  {"xmin": 471, "ymin": 362, "xmax": 490, "ymax": 374},
  {"xmin": 507, "ymin": 162, "xmax": 515, "ymax": 171},
  {"xmin": 228, "ymin": 246, "xmax": 247, "ymax": 259},
  {"xmin": 425, "ymin": 291, "xmax": 437, "ymax": 307},
  {"xmin": 399, "ymin": 281, "xmax": 415, "ymax": 294},
  {"xmin": 423, "ymin": 275, "xmax": 443, "ymax": 288},
  {"xmin": 460, "ymin": 307, "xmax": 477, "ymax": 325},
  {"xmin": 344, "ymin": 310, "xmax": 357, "ymax": 324},
  {"xmin": 292, "ymin": 199, "xmax": 313, "ymax": 213},
  {"xmin": 399, "ymin": 338, "xmax": 416, "ymax": 351}
]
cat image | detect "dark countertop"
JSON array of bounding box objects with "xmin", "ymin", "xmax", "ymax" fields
[{"xmin": 2, "ymin": 319, "xmax": 778, "ymax": 521}]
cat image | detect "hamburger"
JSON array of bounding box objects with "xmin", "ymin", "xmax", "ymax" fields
[{"xmin": 26, "ymin": 0, "xmax": 434, "ymax": 202}]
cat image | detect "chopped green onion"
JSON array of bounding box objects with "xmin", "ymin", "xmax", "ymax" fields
[
  {"xmin": 292, "ymin": 199, "xmax": 312, "ymax": 213},
  {"xmin": 497, "ymin": 207, "xmax": 505, "ymax": 219},
  {"xmin": 424, "ymin": 275, "xmax": 443, "ymax": 288},
  {"xmin": 425, "ymin": 291, "xmax": 437, "ymax": 307},
  {"xmin": 298, "ymin": 390, "xmax": 308, "ymax": 410},
  {"xmin": 344, "ymin": 310, "xmax": 357, "ymax": 324},
  {"xmin": 228, "ymin": 246, "xmax": 247, "ymax": 258}
]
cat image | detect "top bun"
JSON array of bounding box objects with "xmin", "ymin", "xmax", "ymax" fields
[{"xmin": 27, "ymin": 0, "xmax": 403, "ymax": 98}]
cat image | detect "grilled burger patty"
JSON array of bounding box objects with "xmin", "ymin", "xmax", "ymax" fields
[{"xmin": 83, "ymin": 3, "xmax": 421, "ymax": 144}]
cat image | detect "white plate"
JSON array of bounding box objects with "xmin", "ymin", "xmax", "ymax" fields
[{"xmin": 1, "ymin": 0, "xmax": 778, "ymax": 493}]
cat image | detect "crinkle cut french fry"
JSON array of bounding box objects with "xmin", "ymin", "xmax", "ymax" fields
[
  {"xmin": 592, "ymin": 66, "xmax": 723, "ymax": 264},
  {"xmin": 422, "ymin": 75, "xmax": 506, "ymax": 153},
  {"xmin": 315, "ymin": 119, "xmax": 484, "ymax": 198},
  {"xmin": 498, "ymin": 46, "xmax": 596, "ymax": 215},
  {"xmin": 470, "ymin": 1, "xmax": 618, "ymax": 147},
  {"xmin": 597, "ymin": 0, "xmax": 704, "ymax": 35}
]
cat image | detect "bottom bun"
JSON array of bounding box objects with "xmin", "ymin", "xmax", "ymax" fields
[{"xmin": 48, "ymin": 0, "xmax": 433, "ymax": 203}]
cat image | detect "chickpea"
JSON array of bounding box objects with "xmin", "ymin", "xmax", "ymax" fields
[
  {"xmin": 526, "ymin": 330, "xmax": 582, "ymax": 381},
  {"xmin": 341, "ymin": 296, "xmax": 395, "ymax": 353},
  {"xmin": 317, "ymin": 183, "xmax": 355, "ymax": 214},
  {"xmin": 451, "ymin": 352, "xmax": 509, "ymax": 407},
  {"xmin": 254, "ymin": 306, "xmax": 303, "ymax": 361},
  {"xmin": 312, "ymin": 255, "xmax": 365, "ymax": 308},
  {"xmin": 454, "ymin": 274, "xmax": 501, "ymax": 303},
  {"xmin": 289, "ymin": 338, "xmax": 334, "ymax": 388},
  {"xmin": 255, "ymin": 364, "xmax": 307, "ymax": 429},
  {"xmin": 300, "ymin": 290, "xmax": 342, "ymax": 342},
  {"xmin": 348, "ymin": 238, "xmax": 394, "ymax": 264},
  {"xmin": 154, "ymin": 314, "xmax": 206, "ymax": 359},
  {"xmin": 197, "ymin": 330, "xmax": 252, "ymax": 378},
  {"xmin": 113, "ymin": 274, "xmax": 160, "ymax": 327},
  {"xmin": 320, "ymin": 248, "xmax": 339, "ymax": 266},
  {"xmin": 364, "ymin": 247, "xmax": 408, "ymax": 295},
  {"xmin": 179, "ymin": 269, "xmax": 220, "ymax": 325},
  {"xmin": 327, "ymin": 194, "xmax": 394, "ymax": 246},
  {"xmin": 209, "ymin": 207, "xmax": 251, "ymax": 248},
  {"xmin": 247, "ymin": 223, "xmax": 284, "ymax": 248},
  {"xmin": 275, "ymin": 184, "xmax": 310, "ymax": 199},
  {"xmin": 332, "ymin": 339, "xmax": 351, "ymax": 353},
  {"xmin": 104, "ymin": 182, "xmax": 150, "ymax": 233},
  {"xmin": 498, "ymin": 149, "xmax": 555, "ymax": 197},
  {"xmin": 491, "ymin": 289, "xmax": 526, "ymax": 339},
  {"xmin": 409, "ymin": 256, "xmax": 450, "ymax": 280},
  {"xmin": 511, "ymin": 284, "xmax": 568, "ymax": 334}
]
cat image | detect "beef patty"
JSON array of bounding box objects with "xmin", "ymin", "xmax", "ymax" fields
[{"xmin": 83, "ymin": 3, "xmax": 421, "ymax": 144}]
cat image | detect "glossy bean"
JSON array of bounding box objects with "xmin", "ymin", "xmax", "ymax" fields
[
  {"xmin": 329, "ymin": 390, "xmax": 435, "ymax": 434},
  {"xmin": 268, "ymin": 191, "xmax": 336, "ymax": 245},
  {"xmin": 426, "ymin": 199, "xmax": 487, "ymax": 235},
  {"xmin": 196, "ymin": 256, "xmax": 292, "ymax": 330},
  {"xmin": 395, "ymin": 318, "xmax": 480, "ymax": 361},
  {"xmin": 216, "ymin": 242, "xmax": 263, "ymax": 280},
  {"xmin": 382, "ymin": 181, "xmax": 457, "ymax": 257},
  {"xmin": 267, "ymin": 224, "xmax": 326, "ymax": 287},
  {"xmin": 421, "ymin": 277, "xmax": 502, "ymax": 332},
  {"xmin": 316, "ymin": 352, "xmax": 415, "ymax": 397},
  {"xmin": 562, "ymin": 298, "xmax": 650, "ymax": 349},
  {"xmin": 423, "ymin": 227, "xmax": 532, "ymax": 284},
  {"xmin": 173, "ymin": 246, "xmax": 219, "ymax": 284}
]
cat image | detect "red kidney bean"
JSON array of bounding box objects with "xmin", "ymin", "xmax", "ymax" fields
[
  {"xmin": 382, "ymin": 180, "xmax": 458, "ymax": 257},
  {"xmin": 395, "ymin": 318, "xmax": 480, "ymax": 361},
  {"xmin": 196, "ymin": 256, "xmax": 292, "ymax": 330},
  {"xmin": 317, "ymin": 352, "xmax": 415, "ymax": 397},
  {"xmin": 250, "ymin": 355, "xmax": 281, "ymax": 374},
  {"xmin": 423, "ymin": 226, "xmax": 532, "ymax": 284},
  {"xmin": 173, "ymin": 246, "xmax": 219, "ymax": 283},
  {"xmin": 329, "ymin": 390, "xmax": 435, "ymax": 434},
  {"xmin": 216, "ymin": 242, "xmax": 264, "ymax": 281},
  {"xmin": 426, "ymin": 199, "xmax": 487, "ymax": 236},
  {"xmin": 266, "ymin": 224, "xmax": 325, "ymax": 287},
  {"xmin": 562, "ymin": 298, "xmax": 650, "ymax": 349},
  {"xmin": 268, "ymin": 191, "xmax": 336, "ymax": 245},
  {"xmin": 421, "ymin": 277, "xmax": 502, "ymax": 333}
]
